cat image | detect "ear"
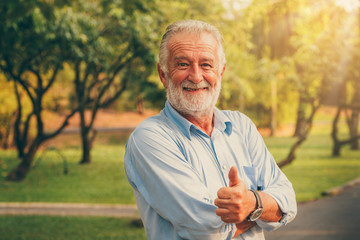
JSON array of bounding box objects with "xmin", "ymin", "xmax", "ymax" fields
[
  {"xmin": 219, "ymin": 63, "xmax": 226, "ymax": 81},
  {"xmin": 157, "ymin": 63, "xmax": 168, "ymax": 88}
]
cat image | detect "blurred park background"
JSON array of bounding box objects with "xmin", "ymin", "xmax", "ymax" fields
[{"xmin": 1, "ymin": 0, "xmax": 360, "ymax": 239}]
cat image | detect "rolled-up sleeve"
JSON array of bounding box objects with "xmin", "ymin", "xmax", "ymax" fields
[
  {"xmin": 246, "ymin": 120, "xmax": 297, "ymax": 232},
  {"xmin": 124, "ymin": 124, "xmax": 236, "ymax": 239}
]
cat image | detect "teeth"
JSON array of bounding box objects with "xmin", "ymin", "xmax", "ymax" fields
[{"xmin": 183, "ymin": 87, "xmax": 208, "ymax": 91}]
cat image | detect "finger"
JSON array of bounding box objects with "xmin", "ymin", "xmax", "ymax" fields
[
  {"xmin": 217, "ymin": 187, "xmax": 232, "ymax": 199},
  {"xmin": 214, "ymin": 198, "xmax": 231, "ymax": 208},
  {"xmin": 221, "ymin": 215, "xmax": 233, "ymax": 223},
  {"xmin": 228, "ymin": 166, "xmax": 241, "ymax": 187},
  {"xmin": 215, "ymin": 207, "xmax": 231, "ymax": 217}
]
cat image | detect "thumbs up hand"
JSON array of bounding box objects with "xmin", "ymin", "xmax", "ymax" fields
[
  {"xmin": 228, "ymin": 165, "xmax": 241, "ymax": 187},
  {"xmin": 214, "ymin": 166, "xmax": 256, "ymax": 224}
]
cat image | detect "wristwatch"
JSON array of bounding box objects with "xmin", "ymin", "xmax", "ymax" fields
[{"xmin": 247, "ymin": 189, "xmax": 263, "ymax": 221}]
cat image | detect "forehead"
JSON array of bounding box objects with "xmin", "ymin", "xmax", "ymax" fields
[{"xmin": 167, "ymin": 31, "xmax": 219, "ymax": 59}]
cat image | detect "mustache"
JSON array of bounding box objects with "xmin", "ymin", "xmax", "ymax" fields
[{"xmin": 180, "ymin": 80, "xmax": 211, "ymax": 89}]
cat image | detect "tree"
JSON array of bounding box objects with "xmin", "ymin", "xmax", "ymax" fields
[
  {"xmin": 220, "ymin": 0, "xmax": 301, "ymax": 132},
  {"xmin": 279, "ymin": 0, "xmax": 359, "ymax": 165},
  {"xmin": 248, "ymin": 0, "xmax": 298, "ymax": 135},
  {"xmin": 347, "ymin": 6, "xmax": 360, "ymax": 150},
  {"xmin": 63, "ymin": 0, "xmax": 160, "ymax": 164},
  {"xmin": 331, "ymin": 43, "xmax": 360, "ymax": 155},
  {"xmin": 0, "ymin": 0, "xmax": 78, "ymax": 181}
]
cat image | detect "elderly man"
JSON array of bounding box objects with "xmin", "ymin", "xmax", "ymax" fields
[{"xmin": 124, "ymin": 20, "xmax": 297, "ymax": 239}]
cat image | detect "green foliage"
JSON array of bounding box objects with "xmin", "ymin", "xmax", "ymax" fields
[
  {"xmin": 219, "ymin": 0, "xmax": 360, "ymax": 129},
  {"xmin": 2, "ymin": 0, "xmax": 358, "ymax": 127},
  {"xmin": 0, "ymin": 0, "xmax": 72, "ymax": 75}
]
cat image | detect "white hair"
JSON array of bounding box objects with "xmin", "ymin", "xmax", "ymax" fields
[{"xmin": 158, "ymin": 20, "xmax": 226, "ymax": 75}]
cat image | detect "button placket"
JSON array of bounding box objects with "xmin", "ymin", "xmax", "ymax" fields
[{"xmin": 211, "ymin": 136, "xmax": 231, "ymax": 186}]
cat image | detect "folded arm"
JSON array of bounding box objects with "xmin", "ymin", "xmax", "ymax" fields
[
  {"xmin": 124, "ymin": 127, "xmax": 237, "ymax": 239},
  {"xmin": 215, "ymin": 166, "xmax": 283, "ymax": 237}
]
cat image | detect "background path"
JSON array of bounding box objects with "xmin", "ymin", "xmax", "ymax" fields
[
  {"xmin": 0, "ymin": 202, "xmax": 138, "ymax": 218},
  {"xmin": 265, "ymin": 180, "xmax": 360, "ymax": 240}
]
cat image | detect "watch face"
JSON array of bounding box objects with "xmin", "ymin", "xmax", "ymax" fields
[{"xmin": 250, "ymin": 208, "xmax": 263, "ymax": 221}]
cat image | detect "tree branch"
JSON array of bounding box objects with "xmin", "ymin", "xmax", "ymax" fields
[
  {"xmin": 22, "ymin": 111, "xmax": 35, "ymax": 149},
  {"xmin": 278, "ymin": 99, "xmax": 320, "ymax": 168},
  {"xmin": 43, "ymin": 64, "xmax": 61, "ymax": 93},
  {"xmin": 99, "ymin": 68, "xmax": 130, "ymax": 108},
  {"xmin": 44, "ymin": 108, "xmax": 79, "ymax": 140}
]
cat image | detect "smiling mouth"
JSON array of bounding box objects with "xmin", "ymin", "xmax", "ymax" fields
[{"xmin": 183, "ymin": 87, "xmax": 209, "ymax": 91}]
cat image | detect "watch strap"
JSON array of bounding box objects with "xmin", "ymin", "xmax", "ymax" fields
[
  {"xmin": 250, "ymin": 189, "xmax": 263, "ymax": 209},
  {"xmin": 247, "ymin": 189, "xmax": 263, "ymax": 221}
]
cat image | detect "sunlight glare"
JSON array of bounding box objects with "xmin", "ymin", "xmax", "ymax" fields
[{"xmin": 336, "ymin": 0, "xmax": 360, "ymax": 12}]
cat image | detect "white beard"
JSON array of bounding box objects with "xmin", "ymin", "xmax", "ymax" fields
[{"xmin": 166, "ymin": 77, "xmax": 221, "ymax": 118}]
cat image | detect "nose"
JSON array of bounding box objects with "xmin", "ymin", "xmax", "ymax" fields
[{"xmin": 188, "ymin": 64, "xmax": 203, "ymax": 83}]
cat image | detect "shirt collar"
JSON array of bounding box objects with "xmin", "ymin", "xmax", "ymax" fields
[
  {"xmin": 164, "ymin": 101, "xmax": 233, "ymax": 140},
  {"xmin": 214, "ymin": 107, "xmax": 233, "ymax": 136}
]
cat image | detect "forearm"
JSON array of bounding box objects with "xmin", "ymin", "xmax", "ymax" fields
[
  {"xmin": 231, "ymin": 192, "xmax": 281, "ymax": 238},
  {"xmin": 232, "ymin": 191, "xmax": 281, "ymax": 237},
  {"xmin": 233, "ymin": 221, "xmax": 256, "ymax": 237},
  {"xmin": 258, "ymin": 191, "xmax": 283, "ymax": 222}
]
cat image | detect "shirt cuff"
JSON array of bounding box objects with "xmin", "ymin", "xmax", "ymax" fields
[{"xmin": 256, "ymin": 212, "xmax": 295, "ymax": 232}]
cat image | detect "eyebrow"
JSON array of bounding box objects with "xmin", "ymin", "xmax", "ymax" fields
[
  {"xmin": 174, "ymin": 56, "xmax": 188, "ymax": 61},
  {"xmin": 173, "ymin": 56, "xmax": 215, "ymax": 63}
]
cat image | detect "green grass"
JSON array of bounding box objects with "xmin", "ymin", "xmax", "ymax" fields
[
  {"xmin": 263, "ymin": 110, "xmax": 360, "ymax": 202},
  {"xmin": 265, "ymin": 134, "xmax": 360, "ymax": 202},
  {"xmin": 0, "ymin": 216, "xmax": 147, "ymax": 240},
  {"xmin": 0, "ymin": 133, "xmax": 135, "ymax": 204},
  {"xmin": 1, "ymin": 127, "xmax": 360, "ymax": 204}
]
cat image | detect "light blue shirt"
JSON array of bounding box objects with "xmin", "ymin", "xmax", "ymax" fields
[{"xmin": 124, "ymin": 101, "xmax": 297, "ymax": 240}]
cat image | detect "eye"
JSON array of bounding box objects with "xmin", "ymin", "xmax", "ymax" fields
[
  {"xmin": 201, "ymin": 63, "xmax": 212, "ymax": 69},
  {"xmin": 178, "ymin": 62, "xmax": 188, "ymax": 67},
  {"xmin": 177, "ymin": 62, "xmax": 189, "ymax": 69}
]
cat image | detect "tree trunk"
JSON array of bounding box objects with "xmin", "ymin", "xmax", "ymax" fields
[
  {"xmin": 349, "ymin": 110, "xmax": 359, "ymax": 150},
  {"xmin": 80, "ymin": 134, "xmax": 91, "ymax": 164},
  {"xmin": 293, "ymin": 97, "xmax": 307, "ymax": 137},
  {"xmin": 349, "ymin": 89, "xmax": 360, "ymax": 150},
  {"xmin": 277, "ymin": 136, "xmax": 306, "ymax": 168},
  {"xmin": 278, "ymin": 100, "xmax": 319, "ymax": 168},
  {"xmin": 6, "ymin": 156, "xmax": 32, "ymax": 181},
  {"xmin": 136, "ymin": 97, "xmax": 144, "ymax": 115},
  {"xmin": 332, "ymin": 142, "xmax": 341, "ymax": 156},
  {"xmin": 270, "ymin": 79, "xmax": 277, "ymax": 136},
  {"xmin": 6, "ymin": 139, "xmax": 41, "ymax": 181},
  {"xmin": 79, "ymin": 128, "xmax": 97, "ymax": 164},
  {"xmin": 332, "ymin": 106, "xmax": 360, "ymax": 156},
  {"xmin": 331, "ymin": 74, "xmax": 360, "ymax": 155},
  {"xmin": 331, "ymin": 106, "xmax": 342, "ymax": 156}
]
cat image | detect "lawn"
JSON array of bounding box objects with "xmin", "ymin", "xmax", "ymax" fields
[
  {"xmin": 0, "ymin": 133, "xmax": 135, "ymax": 204},
  {"xmin": 1, "ymin": 126, "xmax": 359, "ymax": 204},
  {"xmin": 265, "ymin": 134, "xmax": 360, "ymax": 202},
  {"xmin": 0, "ymin": 216, "xmax": 146, "ymax": 240}
]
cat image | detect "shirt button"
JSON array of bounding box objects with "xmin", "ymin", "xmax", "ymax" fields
[{"xmin": 222, "ymin": 165, "xmax": 227, "ymax": 171}]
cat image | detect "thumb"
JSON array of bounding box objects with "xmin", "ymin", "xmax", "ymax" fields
[{"xmin": 228, "ymin": 166, "xmax": 241, "ymax": 187}]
